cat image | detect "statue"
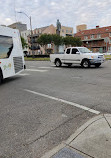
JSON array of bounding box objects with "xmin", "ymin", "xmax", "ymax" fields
[{"xmin": 56, "ymin": 19, "xmax": 61, "ymax": 35}]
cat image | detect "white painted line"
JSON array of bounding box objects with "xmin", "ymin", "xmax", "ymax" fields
[
  {"xmin": 38, "ymin": 67, "xmax": 52, "ymax": 69},
  {"xmin": 38, "ymin": 66, "xmax": 61, "ymax": 70},
  {"xmin": 26, "ymin": 69, "xmax": 48, "ymax": 72},
  {"xmin": 24, "ymin": 89, "xmax": 100, "ymax": 115},
  {"xmin": 30, "ymin": 66, "xmax": 35, "ymax": 68},
  {"xmin": 18, "ymin": 73, "xmax": 30, "ymax": 76}
]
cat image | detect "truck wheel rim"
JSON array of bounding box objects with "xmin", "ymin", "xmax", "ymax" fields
[
  {"xmin": 56, "ymin": 61, "xmax": 60, "ymax": 66},
  {"xmin": 83, "ymin": 61, "xmax": 88, "ymax": 67}
]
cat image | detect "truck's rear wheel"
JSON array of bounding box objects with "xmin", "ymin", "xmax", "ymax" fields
[
  {"xmin": 81, "ymin": 59, "xmax": 90, "ymax": 68},
  {"xmin": 55, "ymin": 59, "xmax": 62, "ymax": 67}
]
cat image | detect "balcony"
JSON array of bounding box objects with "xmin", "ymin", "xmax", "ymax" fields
[{"xmin": 83, "ymin": 38, "xmax": 104, "ymax": 42}]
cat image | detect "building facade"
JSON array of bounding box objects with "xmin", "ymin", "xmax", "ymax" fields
[
  {"xmin": 21, "ymin": 30, "xmax": 31, "ymax": 53},
  {"xmin": 28, "ymin": 24, "xmax": 56, "ymax": 54},
  {"xmin": 75, "ymin": 26, "xmax": 111, "ymax": 53},
  {"xmin": 28, "ymin": 24, "xmax": 74, "ymax": 55},
  {"xmin": 76, "ymin": 24, "xmax": 87, "ymax": 33},
  {"xmin": 8, "ymin": 22, "xmax": 27, "ymax": 33},
  {"xmin": 60, "ymin": 26, "xmax": 73, "ymax": 37}
]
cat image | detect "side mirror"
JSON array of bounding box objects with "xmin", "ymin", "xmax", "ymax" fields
[{"xmin": 76, "ymin": 51, "xmax": 80, "ymax": 54}]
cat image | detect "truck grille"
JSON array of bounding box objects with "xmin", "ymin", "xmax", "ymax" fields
[{"xmin": 13, "ymin": 56, "xmax": 23, "ymax": 73}]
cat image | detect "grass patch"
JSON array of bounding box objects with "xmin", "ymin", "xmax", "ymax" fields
[
  {"xmin": 24, "ymin": 57, "xmax": 50, "ymax": 61},
  {"xmin": 104, "ymin": 55, "xmax": 111, "ymax": 60}
]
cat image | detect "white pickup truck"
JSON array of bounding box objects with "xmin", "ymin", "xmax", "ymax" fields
[{"xmin": 50, "ymin": 47, "xmax": 104, "ymax": 68}]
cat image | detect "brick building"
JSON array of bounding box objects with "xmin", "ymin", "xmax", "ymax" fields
[
  {"xmin": 28, "ymin": 24, "xmax": 74, "ymax": 54},
  {"xmin": 75, "ymin": 26, "xmax": 111, "ymax": 53},
  {"xmin": 28, "ymin": 24, "xmax": 56, "ymax": 54}
]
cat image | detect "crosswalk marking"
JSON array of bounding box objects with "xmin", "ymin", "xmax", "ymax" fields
[{"xmin": 26, "ymin": 69, "xmax": 48, "ymax": 72}]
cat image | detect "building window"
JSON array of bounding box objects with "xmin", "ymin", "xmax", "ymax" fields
[
  {"xmin": 47, "ymin": 44, "xmax": 51, "ymax": 48},
  {"xmin": 97, "ymin": 34, "xmax": 101, "ymax": 38},
  {"xmin": 62, "ymin": 29, "xmax": 64, "ymax": 32},
  {"xmin": 66, "ymin": 30, "xmax": 69, "ymax": 33},
  {"xmin": 84, "ymin": 36, "xmax": 88, "ymax": 40},
  {"xmin": 70, "ymin": 30, "xmax": 72, "ymax": 33},
  {"xmin": 109, "ymin": 33, "xmax": 111, "ymax": 37},
  {"xmin": 39, "ymin": 29, "xmax": 41, "ymax": 33},
  {"xmin": 91, "ymin": 34, "xmax": 94, "ymax": 39},
  {"xmin": 109, "ymin": 39, "xmax": 111, "ymax": 44}
]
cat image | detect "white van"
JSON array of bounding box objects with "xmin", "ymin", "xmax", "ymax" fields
[{"xmin": 0, "ymin": 26, "xmax": 25, "ymax": 83}]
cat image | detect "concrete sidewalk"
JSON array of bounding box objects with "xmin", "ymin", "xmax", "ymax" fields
[{"xmin": 42, "ymin": 114, "xmax": 111, "ymax": 158}]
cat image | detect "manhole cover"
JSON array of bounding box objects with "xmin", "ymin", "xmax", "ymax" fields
[{"xmin": 52, "ymin": 147, "xmax": 85, "ymax": 158}]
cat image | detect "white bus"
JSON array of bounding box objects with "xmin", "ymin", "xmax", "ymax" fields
[{"xmin": 0, "ymin": 26, "xmax": 25, "ymax": 83}]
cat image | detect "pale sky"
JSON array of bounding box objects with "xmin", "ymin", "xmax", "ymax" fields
[{"xmin": 1, "ymin": 0, "xmax": 111, "ymax": 33}]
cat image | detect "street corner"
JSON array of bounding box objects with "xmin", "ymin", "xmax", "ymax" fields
[
  {"xmin": 42, "ymin": 114, "xmax": 111, "ymax": 158},
  {"xmin": 68, "ymin": 114, "xmax": 111, "ymax": 158}
]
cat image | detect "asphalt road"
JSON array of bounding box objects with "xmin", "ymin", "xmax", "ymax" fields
[{"xmin": 0, "ymin": 60, "xmax": 111, "ymax": 158}]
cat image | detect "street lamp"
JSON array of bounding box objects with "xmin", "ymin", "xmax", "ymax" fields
[
  {"xmin": 17, "ymin": 11, "xmax": 33, "ymax": 55},
  {"xmin": 86, "ymin": 41, "xmax": 89, "ymax": 48}
]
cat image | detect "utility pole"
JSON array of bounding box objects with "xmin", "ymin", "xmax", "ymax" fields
[{"xmin": 17, "ymin": 12, "xmax": 33, "ymax": 56}]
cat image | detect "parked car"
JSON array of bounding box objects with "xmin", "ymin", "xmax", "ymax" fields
[{"xmin": 50, "ymin": 47, "xmax": 104, "ymax": 68}]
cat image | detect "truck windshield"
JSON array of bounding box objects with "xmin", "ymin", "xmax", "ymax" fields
[{"xmin": 78, "ymin": 47, "xmax": 91, "ymax": 53}]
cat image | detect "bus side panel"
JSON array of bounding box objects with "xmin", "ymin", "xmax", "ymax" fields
[{"xmin": 0, "ymin": 27, "xmax": 25, "ymax": 79}]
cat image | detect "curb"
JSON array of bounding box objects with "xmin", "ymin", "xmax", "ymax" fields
[{"xmin": 41, "ymin": 114, "xmax": 108, "ymax": 158}]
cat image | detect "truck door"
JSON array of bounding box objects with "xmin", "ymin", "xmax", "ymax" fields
[{"xmin": 64, "ymin": 48, "xmax": 81, "ymax": 64}]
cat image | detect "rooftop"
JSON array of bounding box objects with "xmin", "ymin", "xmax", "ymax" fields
[{"xmin": 75, "ymin": 26, "xmax": 111, "ymax": 36}]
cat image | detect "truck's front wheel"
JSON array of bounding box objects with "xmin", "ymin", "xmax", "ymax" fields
[
  {"xmin": 81, "ymin": 59, "xmax": 90, "ymax": 68},
  {"xmin": 55, "ymin": 59, "xmax": 62, "ymax": 67}
]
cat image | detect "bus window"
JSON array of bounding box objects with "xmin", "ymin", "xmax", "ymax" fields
[{"xmin": 0, "ymin": 35, "xmax": 13, "ymax": 59}]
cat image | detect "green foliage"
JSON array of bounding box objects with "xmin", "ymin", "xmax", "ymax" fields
[
  {"xmin": 37, "ymin": 34, "xmax": 63, "ymax": 46},
  {"xmin": 37, "ymin": 34, "xmax": 82, "ymax": 47},
  {"xmin": 21, "ymin": 36, "xmax": 28, "ymax": 49},
  {"xmin": 51, "ymin": 34, "xmax": 63, "ymax": 46},
  {"xmin": 37, "ymin": 34, "xmax": 51, "ymax": 46},
  {"xmin": 63, "ymin": 36, "xmax": 82, "ymax": 46}
]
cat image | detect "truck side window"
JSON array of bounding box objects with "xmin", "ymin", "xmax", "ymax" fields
[
  {"xmin": 66, "ymin": 48, "xmax": 70, "ymax": 54},
  {"xmin": 72, "ymin": 48, "xmax": 78, "ymax": 54}
]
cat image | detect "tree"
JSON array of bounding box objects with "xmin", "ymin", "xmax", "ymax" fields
[
  {"xmin": 21, "ymin": 36, "xmax": 28, "ymax": 49},
  {"xmin": 37, "ymin": 34, "xmax": 52, "ymax": 53},
  {"xmin": 63, "ymin": 36, "xmax": 82, "ymax": 47},
  {"xmin": 51, "ymin": 34, "xmax": 63, "ymax": 46},
  {"xmin": 37, "ymin": 34, "xmax": 82, "ymax": 54},
  {"xmin": 37, "ymin": 34, "xmax": 63, "ymax": 53}
]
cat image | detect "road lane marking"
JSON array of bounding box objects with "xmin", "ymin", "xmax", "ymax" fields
[
  {"xmin": 18, "ymin": 73, "xmax": 30, "ymax": 76},
  {"xmin": 24, "ymin": 89, "xmax": 100, "ymax": 115},
  {"xmin": 29, "ymin": 66, "xmax": 35, "ymax": 68},
  {"xmin": 26, "ymin": 69, "xmax": 48, "ymax": 72},
  {"xmin": 38, "ymin": 67, "xmax": 61, "ymax": 70}
]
